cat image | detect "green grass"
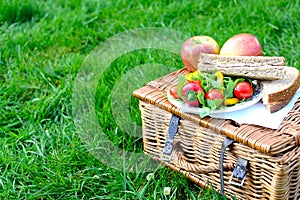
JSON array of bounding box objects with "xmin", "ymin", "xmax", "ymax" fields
[{"xmin": 0, "ymin": 0, "xmax": 299, "ymax": 199}]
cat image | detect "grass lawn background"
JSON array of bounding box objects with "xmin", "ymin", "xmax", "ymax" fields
[{"xmin": 0, "ymin": 0, "xmax": 299, "ymax": 199}]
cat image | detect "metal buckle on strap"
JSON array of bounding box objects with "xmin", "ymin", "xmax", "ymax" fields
[
  {"xmin": 162, "ymin": 114, "xmax": 180, "ymax": 161},
  {"xmin": 229, "ymin": 157, "xmax": 248, "ymax": 187},
  {"xmin": 220, "ymin": 137, "xmax": 235, "ymax": 195}
]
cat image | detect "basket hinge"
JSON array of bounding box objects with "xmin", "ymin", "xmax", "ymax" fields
[
  {"xmin": 229, "ymin": 157, "xmax": 249, "ymax": 187},
  {"xmin": 161, "ymin": 114, "xmax": 180, "ymax": 162}
]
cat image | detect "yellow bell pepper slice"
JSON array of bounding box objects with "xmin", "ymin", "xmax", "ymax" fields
[
  {"xmin": 185, "ymin": 70, "xmax": 200, "ymax": 81},
  {"xmin": 214, "ymin": 71, "xmax": 224, "ymax": 85},
  {"xmin": 224, "ymin": 98, "xmax": 239, "ymax": 106}
]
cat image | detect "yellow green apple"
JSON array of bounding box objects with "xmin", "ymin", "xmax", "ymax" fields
[
  {"xmin": 220, "ymin": 33, "xmax": 262, "ymax": 56},
  {"xmin": 181, "ymin": 36, "xmax": 220, "ymax": 71}
]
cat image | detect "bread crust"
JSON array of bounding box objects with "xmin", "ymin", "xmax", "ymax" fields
[
  {"xmin": 198, "ymin": 53, "xmax": 286, "ymax": 66},
  {"xmin": 266, "ymin": 98, "xmax": 292, "ymax": 113},
  {"xmin": 262, "ymin": 68, "xmax": 300, "ymax": 103}
]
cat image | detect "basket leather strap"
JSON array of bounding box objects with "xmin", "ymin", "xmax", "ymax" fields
[
  {"xmin": 162, "ymin": 115, "xmax": 247, "ymax": 195},
  {"xmin": 220, "ymin": 137, "xmax": 235, "ymax": 195},
  {"xmin": 162, "ymin": 114, "xmax": 180, "ymax": 161}
]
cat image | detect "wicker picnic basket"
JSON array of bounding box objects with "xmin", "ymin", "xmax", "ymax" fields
[{"xmin": 133, "ymin": 68, "xmax": 300, "ymax": 200}]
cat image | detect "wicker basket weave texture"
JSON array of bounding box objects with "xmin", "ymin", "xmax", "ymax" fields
[
  {"xmin": 134, "ymin": 68, "xmax": 300, "ymax": 156},
  {"xmin": 133, "ymin": 68, "xmax": 300, "ymax": 200},
  {"xmin": 139, "ymin": 101, "xmax": 300, "ymax": 199}
]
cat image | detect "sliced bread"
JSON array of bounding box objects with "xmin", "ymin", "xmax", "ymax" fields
[
  {"xmin": 198, "ymin": 53, "xmax": 286, "ymax": 80},
  {"xmin": 210, "ymin": 65, "xmax": 286, "ymax": 80},
  {"xmin": 266, "ymin": 98, "xmax": 292, "ymax": 113},
  {"xmin": 198, "ymin": 53, "xmax": 286, "ymax": 66},
  {"xmin": 261, "ymin": 67, "xmax": 300, "ymax": 112}
]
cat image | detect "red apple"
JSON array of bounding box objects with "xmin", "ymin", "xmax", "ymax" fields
[
  {"xmin": 181, "ymin": 36, "xmax": 220, "ymax": 71},
  {"xmin": 220, "ymin": 33, "xmax": 262, "ymax": 56}
]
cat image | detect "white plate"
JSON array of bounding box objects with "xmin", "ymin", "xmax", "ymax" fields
[{"xmin": 167, "ymin": 87, "xmax": 262, "ymax": 115}]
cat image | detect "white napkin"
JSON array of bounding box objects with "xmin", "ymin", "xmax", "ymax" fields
[{"xmin": 210, "ymin": 89, "xmax": 300, "ymax": 129}]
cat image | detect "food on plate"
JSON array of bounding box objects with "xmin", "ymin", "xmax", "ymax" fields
[
  {"xmin": 173, "ymin": 70, "xmax": 255, "ymax": 117},
  {"xmin": 169, "ymin": 85, "xmax": 180, "ymax": 99},
  {"xmin": 224, "ymin": 98, "xmax": 240, "ymax": 106},
  {"xmin": 234, "ymin": 82, "xmax": 253, "ymax": 99},
  {"xmin": 205, "ymin": 89, "xmax": 224, "ymax": 101},
  {"xmin": 196, "ymin": 53, "xmax": 300, "ymax": 113},
  {"xmin": 198, "ymin": 53, "xmax": 286, "ymax": 80},
  {"xmin": 220, "ymin": 33, "xmax": 262, "ymax": 56},
  {"xmin": 261, "ymin": 67, "xmax": 300, "ymax": 112},
  {"xmin": 181, "ymin": 35, "xmax": 220, "ymax": 71},
  {"xmin": 181, "ymin": 81, "xmax": 205, "ymax": 107}
]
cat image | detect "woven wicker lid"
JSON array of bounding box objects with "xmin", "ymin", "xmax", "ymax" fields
[{"xmin": 133, "ymin": 68, "xmax": 300, "ymax": 156}]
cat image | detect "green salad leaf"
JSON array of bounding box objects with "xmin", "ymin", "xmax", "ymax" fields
[
  {"xmin": 197, "ymin": 91, "xmax": 206, "ymax": 107},
  {"xmin": 224, "ymin": 77, "xmax": 244, "ymax": 99},
  {"xmin": 207, "ymin": 99, "xmax": 223, "ymax": 110},
  {"xmin": 199, "ymin": 107, "xmax": 211, "ymax": 118},
  {"xmin": 199, "ymin": 72, "xmax": 225, "ymax": 93},
  {"xmin": 224, "ymin": 77, "xmax": 235, "ymax": 99}
]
